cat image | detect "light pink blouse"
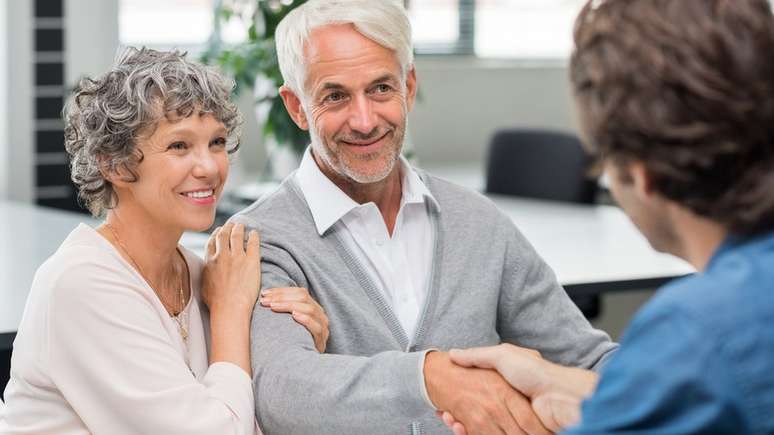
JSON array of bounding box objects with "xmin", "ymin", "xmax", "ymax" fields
[{"xmin": 1, "ymin": 224, "xmax": 259, "ymax": 434}]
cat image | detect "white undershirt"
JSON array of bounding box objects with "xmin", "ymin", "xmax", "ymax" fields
[{"xmin": 295, "ymin": 148, "xmax": 439, "ymax": 341}]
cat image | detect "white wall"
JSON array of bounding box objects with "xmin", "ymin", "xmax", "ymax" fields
[
  {"xmin": 0, "ymin": 0, "xmax": 8, "ymax": 199},
  {"xmin": 0, "ymin": 0, "xmax": 576, "ymax": 188},
  {"xmin": 410, "ymin": 58, "xmax": 577, "ymax": 167},
  {"xmin": 0, "ymin": 0, "xmax": 119, "ymax": 203},
  {"xmin": 65, "ymin": 0, "xmax": 119, "ymax": 87},
  {"xmin": 236, "ymin": 59, "xmax": 576, "ymax": 173},
  {"xmin": 3, "ymin": 0, "xmax": 34, "ymax": 202}
]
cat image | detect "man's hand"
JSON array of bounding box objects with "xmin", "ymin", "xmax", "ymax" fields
[
  {"xmin": 446, "ymin": 344, "xmax": 598, "ymax": 432},
  {"xmin": 424, "ymin": 351, "xmax": 551, "ymax": 435}
]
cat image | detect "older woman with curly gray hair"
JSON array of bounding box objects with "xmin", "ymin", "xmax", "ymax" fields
[{"xmin": 1, "ymin": 47, "xmax": 329, "ymax": 435}]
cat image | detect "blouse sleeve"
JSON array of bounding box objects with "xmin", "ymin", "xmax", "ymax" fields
[{"xmin": 45, "ymin": 258, "xmax": 256, "ymax": 435}]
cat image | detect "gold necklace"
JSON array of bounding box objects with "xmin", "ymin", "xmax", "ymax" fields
[{"xmin": 105, "ymin": 222, "xmax": 189, "ymax": 341}]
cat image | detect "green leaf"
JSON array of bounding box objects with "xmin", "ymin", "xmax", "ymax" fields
[{"xmin": 201, "ymin": 0, "xmax": 310, "ymax": 154}]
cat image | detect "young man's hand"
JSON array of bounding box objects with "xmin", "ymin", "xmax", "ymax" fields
[
  {"xmin": 424, "ymin": 351, "xmax": 551, "ymax": 435},
  {"xmin": 436, "ymin": 344, "xmax": 599, "ymax": 433}
]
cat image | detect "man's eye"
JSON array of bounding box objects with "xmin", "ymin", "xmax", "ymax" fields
[
  {"xmin": 168, "ymin": 142, "xmax": 187, "ymax": 150},
  {"xmin": 325, "ymin": 92, "xmax": 345, "ymax": 103},
  {"xmin": 374, "ymin": 84, "xmax": 392, "ymax": 93}
]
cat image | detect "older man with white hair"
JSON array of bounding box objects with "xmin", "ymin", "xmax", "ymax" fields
[{"xmin": 231, "ymin": 1, "xmax": 617, "ymax": 434}]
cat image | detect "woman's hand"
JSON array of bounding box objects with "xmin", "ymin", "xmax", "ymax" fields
[
  {"xmin": 259, "ymin": 287, "xmax": 330, "ymax": 353},
  {"xmin": 202, "ymin": 223, "xmax": 261, "ymax": 318},
  {"xmin": 201, "ymin": 222, "xmax": 261, "ymax": 375}
]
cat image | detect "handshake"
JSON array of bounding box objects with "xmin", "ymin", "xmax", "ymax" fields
[{"xmin": 425, "ymin": 345, "xmax": 599, "ymax": 435}]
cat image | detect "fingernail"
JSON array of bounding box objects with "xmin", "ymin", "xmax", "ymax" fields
[
  {"xmin": 261, "ymin": 289, "xmax": 272, "ymax": 296},
  {"xmin": 259, "ymin": 297, "xmax": 269, "ymax": 306}
]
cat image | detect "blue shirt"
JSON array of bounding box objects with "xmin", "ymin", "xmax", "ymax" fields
[{"xmin": 565, "ymin": 232, "xmax": 774, "ymax": 434}]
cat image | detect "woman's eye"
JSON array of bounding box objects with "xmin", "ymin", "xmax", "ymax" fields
[
  {"xmin": 167, "ymin": 142, "xmax": 187, "ymax": 151},
  {"xmin": 211, "ymin": 137, "xmax": 227, "ymax": 148}
]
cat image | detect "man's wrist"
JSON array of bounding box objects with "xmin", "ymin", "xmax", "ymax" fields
[
  {"xmin": 419, "ymin": 349, "xmax": 440, "ymax": 410},
  {"xmin": 422, "ymin": 350, "xmax": 447, "ymax": 409}
]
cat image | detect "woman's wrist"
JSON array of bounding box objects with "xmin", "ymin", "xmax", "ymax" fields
[
  {"xmin": 209, "ymin": 300, "xmax": 254, "ymax": 322},
  {"xmin": 208, "ymin": 309, "xmax": 252, "ymax": 375}
]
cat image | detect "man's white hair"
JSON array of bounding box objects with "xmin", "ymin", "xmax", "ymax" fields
[{"xmin": 275, "ymin": 0, "xmax": 414, "ymax": 97}]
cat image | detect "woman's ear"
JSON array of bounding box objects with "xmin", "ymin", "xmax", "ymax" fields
[{"xmin": 98, "ymin": 155, "xmax": 137, "ymax": 188}]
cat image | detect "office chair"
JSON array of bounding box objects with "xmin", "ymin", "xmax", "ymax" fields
[
  {"xmin": 486, "ymin": 129, "xmax": 598, "ymax": 202},
  {"xmin": 1, "ymin": 348, "xmax": 10, "ymax": 401},
  {"xmin": 485, "ymin": 129, "xmax": 601, "ymax": 319}
]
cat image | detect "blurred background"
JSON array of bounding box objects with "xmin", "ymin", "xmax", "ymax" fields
[
  {"xmin": 0, "ymin": 0, "xmax": 591, "ymax": 211},
  {"xmin": 1, "ymin": 2, "xmax": 680, "ymax": 395}
]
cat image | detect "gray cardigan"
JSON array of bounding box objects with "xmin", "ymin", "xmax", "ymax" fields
[{"xmin": 232, "ymin": 171, "xmax": 617, "ymax": 435}]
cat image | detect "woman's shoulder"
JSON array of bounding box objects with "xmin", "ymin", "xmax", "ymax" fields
[
  {"xmin": 45, "ymin": 224, "xmax": 122, "ymax": 270},
  {"xmin": 36, "ymin": 224, "xmax": 141, "ymax": 298}
]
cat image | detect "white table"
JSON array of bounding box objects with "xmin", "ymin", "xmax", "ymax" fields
[
  {"xmin": 230, "ymin": 178, "xmax": 693, "ymax": 295},
  {"xmin": 0, "ymin": 195, "xmax": 693, "ymax": 351},
  {"xmin": 487, "ymin": 194, "xmax": 693, "ymax": 293}
]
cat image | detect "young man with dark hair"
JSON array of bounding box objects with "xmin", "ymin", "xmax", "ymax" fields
[{"xmin": 442, "ymin": 0, "xmax": 774, "ymax": 433}]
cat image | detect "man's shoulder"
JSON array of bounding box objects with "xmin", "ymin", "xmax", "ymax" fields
[
  {"xmin": 417, "ymin": 169, "xmax": 504, "ymax": 219},
  {"xmin": 230, "ymin": 177, "xmax": 309, "ymax": 227}
]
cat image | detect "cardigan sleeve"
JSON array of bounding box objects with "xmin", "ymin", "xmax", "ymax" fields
[
  {"xmin": 495, "ymin": 217, "xmax": 618, "ymax": 371},
  {"xmin": 246, "ymin": 244, "xmax": 435, "ymax": 435},
  {"xmin": 45, "ymin": 258, "xmax": 257, "ymax": 435}
]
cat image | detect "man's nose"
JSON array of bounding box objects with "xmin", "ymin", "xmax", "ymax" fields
[{"xmin": 348, "ymin": 94, "xmax": 378, "ymax": 135}]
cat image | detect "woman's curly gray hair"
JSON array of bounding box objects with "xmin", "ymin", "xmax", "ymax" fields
[{"xmin": 64, "ymin": 47, "xmax": 242, "ymax": 216}]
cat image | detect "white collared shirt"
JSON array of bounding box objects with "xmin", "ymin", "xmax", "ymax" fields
[{"xmin": 295, "ymin": 147, "xmax": 438, "ymax": 341}]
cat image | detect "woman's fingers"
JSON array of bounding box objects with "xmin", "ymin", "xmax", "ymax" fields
[
  {"xmin": 292, "ymin": 311, "xmax": 327, "ymax": 353},
  {"xmin": 246, "ymin": 229, "xmax": 260, "ymax": 258},
  {"xmin": 215, "ymin": 222, "xmax": 232, "ymax": 256},
  {"xmin": 261, "ymin": 287, "xmax": 315, "ymax": 304},
  {"xmin": 206, "ymin": 226, "xmax": 220, "ymax": 259},
  {"xmin": 266, "ymin": 301, "xmax": 316, "ymax": 315},
  {"xmin": 259, "ymin": 286, "xmax": 329, "ymax": 353},
  {"xmin": 230, "ymin": 222, "xmax": 246, "ymax": 253}
]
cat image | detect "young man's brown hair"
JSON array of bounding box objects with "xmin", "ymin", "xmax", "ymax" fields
[{"xmin": 571, "ymin": 0, "xmax": 774, "ymax": 235}]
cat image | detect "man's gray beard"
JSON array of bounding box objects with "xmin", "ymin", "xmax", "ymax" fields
[{"xmin": 308, "ymin": 122, "xmax": 405, "ymax": 185}]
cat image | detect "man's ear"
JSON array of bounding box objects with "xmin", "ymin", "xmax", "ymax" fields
[
  {"xmin": 404, "ymin": 67, "xmax": 417, "ymax": 112},
  {"xmin": 629, "ymin": 161, "xmax": 656, "ymax": 201},
  {"xmin": 279, "ymin": 85, "xmax": 310, "ymax": 131}
]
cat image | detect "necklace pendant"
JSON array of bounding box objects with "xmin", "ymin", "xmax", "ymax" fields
[{"xmin": 180, "ymin": 326, "xmax": 188, "ymax": 341}]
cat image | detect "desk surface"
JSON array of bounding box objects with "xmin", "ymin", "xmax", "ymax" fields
[
  {"xmin": 487, "ymin": 195, "xmax": 693, "ymax": 291},
  {"xmin": 1, "ymin": 193, "xmax": 693, "ymax": 350}
]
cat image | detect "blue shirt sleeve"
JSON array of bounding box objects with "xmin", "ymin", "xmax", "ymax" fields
[{"xmin": 563, "ymin": 304, "xmax": 747, "ymax": 434}]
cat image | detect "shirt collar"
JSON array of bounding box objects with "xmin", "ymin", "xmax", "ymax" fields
[{"xmin": 294, "ymin": 146, "xmax": 440, "ymax": 236}]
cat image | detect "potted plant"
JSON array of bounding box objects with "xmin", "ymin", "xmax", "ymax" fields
[{"xmin": 202, "ymin": 0, "xmax": 309, "ymax": 180}]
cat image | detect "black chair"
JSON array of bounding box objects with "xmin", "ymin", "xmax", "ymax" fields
[
  {"xmin": 1, "ymin": 348, "xmax": 10, "ymax": 401},
  {"xmin": 486, "ymin": 129, "xmax": 597, "ymax": 202},
  {"xmin": 485, "ymin": 129, "xmax": 601, "ymax": 319}
]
